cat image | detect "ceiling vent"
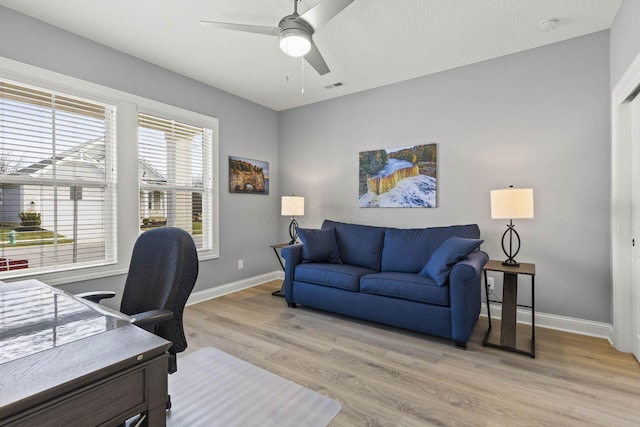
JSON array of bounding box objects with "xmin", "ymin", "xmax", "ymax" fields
[{"xmin": 324, "ymin": 82, "xmax": 344, "ymax": 89}]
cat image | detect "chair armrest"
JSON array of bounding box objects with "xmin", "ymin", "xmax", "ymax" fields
[
  {"xmin": 75, "ymin": 291, "xmax": 116, "ymax": 304},
  {"xmin": 130, "ymin": 309, "xmax": 173, "ymax": 328}
]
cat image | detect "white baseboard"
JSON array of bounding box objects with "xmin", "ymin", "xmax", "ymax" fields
[
  {"xmin": 186, "ymin": 270, "xmax": 283, "ymax": 306},
  {"xmin": 481, "ymin": 303, "xmax": 614, "ymax": 344},
  {"xmin": 186, "ymin": 274, "xmax": 614, "ymax": 344}
]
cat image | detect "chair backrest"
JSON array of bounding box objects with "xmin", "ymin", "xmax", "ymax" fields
[{"xmin": 120, "ymin": 227, "xmax": 198, "ymax": 354}]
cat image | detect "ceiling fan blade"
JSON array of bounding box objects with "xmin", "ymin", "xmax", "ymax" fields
[
  {"xmin": 305, "ymin": 41, "xmax": 330, "ymax": 75},
  {"xmin": 299, "ymin": 0, "xmax": 355, "ymax": 30},
  {"xmin": 199, "ymin": 21, "xmax": 278, "ymax": 36}
]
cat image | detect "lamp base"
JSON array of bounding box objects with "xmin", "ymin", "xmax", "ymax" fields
[
  {"xmin": 502, "ymin": 259, "xmax": 520, "ymax": 268},
  {"xmin": 288, "ymin": 217, "xmax": 299, "ymax": 245},
  {"xmin": 500, "ymin": 220, "xmax": 521, "ymax": 268}
]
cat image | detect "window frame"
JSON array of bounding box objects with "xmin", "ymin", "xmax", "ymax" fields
[
  {"xmin": 136, "ymin": 107, "xmax": 216, "ymax": 253},
  {"xmin": 0, "ymin": 80, "xmax": 118, "ymax": 275},
  {"xmin": 0, "ymin": 57, "xmax": 219, "ymax": 285}
]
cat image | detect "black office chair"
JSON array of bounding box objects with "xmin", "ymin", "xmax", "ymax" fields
[{"xmin": 78, "ymin": 226, "xmax": 198, "ymax": 388}]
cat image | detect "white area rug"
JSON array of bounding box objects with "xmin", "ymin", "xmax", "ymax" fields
[{"xmin": 166, "ymin": 347, "xmax": 341, "ymax": 427}]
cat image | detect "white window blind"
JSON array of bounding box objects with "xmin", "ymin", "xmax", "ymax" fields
[
  {"xmin": 138, "ymin": 113, "xmax": 212, "ymax": 250},
  {"xmin": 0, "ymin": 80, "xmax": 116, "ymax": 276}
]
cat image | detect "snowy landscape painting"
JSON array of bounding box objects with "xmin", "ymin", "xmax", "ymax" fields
[{"xmin": 358, "ymin": 144, "xmax": 437, "ymax": 208}]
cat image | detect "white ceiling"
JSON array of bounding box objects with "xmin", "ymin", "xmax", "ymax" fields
[{"xmin": 0, "ymin": 0, "xmax": 622, "ymax": 111}]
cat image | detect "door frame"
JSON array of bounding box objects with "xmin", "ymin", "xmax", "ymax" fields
[
  {"xmin": 632, "ymin": 96, "xmax": 640, "ymax": 359},
  {"xmin": 612, "ymin": 51, "xmax": 640, "ymax": 353}
]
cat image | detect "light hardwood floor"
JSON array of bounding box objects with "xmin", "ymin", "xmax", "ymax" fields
[{"xmin": 180, "ymin": 280, "xmax": 640, "ymax": 426}]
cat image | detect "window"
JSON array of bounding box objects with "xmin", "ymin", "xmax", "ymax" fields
[
  {"xmin": 138, "ymin": 113, "xmax": 213, "ymax": 250},
  {"xmin": 0, "ymin": 80, "xmax": 116, "ymax": 273},
  {"xmin": 0, "ymin": 58, "xmax": 219, "ymax": 283}
]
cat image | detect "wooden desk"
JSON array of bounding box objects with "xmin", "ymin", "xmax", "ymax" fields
[
  {"xmin": 482, "ymin": 260, "xmax": 536, "ymax": 358},
  {"xmin": 0, "ymin": 280, "xmax": 172, "ymax": 426}
]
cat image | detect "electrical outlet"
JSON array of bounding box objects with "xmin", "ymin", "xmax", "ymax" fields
[
  {"xmin": 486, "ymin": 277, "xmax": 495, "ymax": 291},
  {"xmin": 238, "ymin": 259, "xmax": 244, "ymax": 270}
]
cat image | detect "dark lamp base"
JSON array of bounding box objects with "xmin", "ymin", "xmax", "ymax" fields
[
  {"xmin": 502, "ymin": 259, "xmax": 520, "ymax": 267},
  {"xmin": 500, "ymin": 220, "xmax": 522, "ymax": 269},
  {"xmin": 288, "ymin": 217, "xmax": 299, "ymax": 245}
]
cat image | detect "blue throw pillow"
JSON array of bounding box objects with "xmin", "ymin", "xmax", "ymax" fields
[
  {"xmin": 297, "ymin": 228, "xmax": 342, "ymax": 264},
  {"xmin": 419, "ymin": 236, "xmax": 483, "ymax": 285}
]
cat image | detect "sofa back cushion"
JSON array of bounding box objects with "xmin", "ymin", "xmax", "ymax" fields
[
  {"xmin": 380, "ymin": 224, "xmax": 480, "ymax": 273},
  {"xmin": 322, "ymin": 220, "xmax": 385, "ymax": 271}
]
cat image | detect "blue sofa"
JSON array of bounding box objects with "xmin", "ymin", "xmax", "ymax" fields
[{"xmin": 281, "ymin": 220, "xmax": 489, "ymax": 348}]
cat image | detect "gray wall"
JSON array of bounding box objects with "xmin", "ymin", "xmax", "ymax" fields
[
  {"xmin": 279, "ymin": 31, "xmax": 612, "ymax": 323},
  {"xmin": 0, "ymin": 5, "xmax": 618, "ymax": 324},
  {"xmin": 610, "ymin": 0, "xmax": 640, "ymax": 89},
  {"xmin": 0, "ymin": 6, "xmax": 281, "ymax": 298}
]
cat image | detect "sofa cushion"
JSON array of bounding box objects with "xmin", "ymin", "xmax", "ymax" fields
[
  {"xmin": 322, "ymin": 220, "xmax": 385, "ymax": 271},
  {"xmin": 360, "ymin": 272, "xmax": 449, "ymax": 306},
  {"xmin": 381, "ymin": 224, "xmax": 481, "ymax": 273},
  {"xmin": 296, "ymin": 227, "xmax": 342, "ymax": 264},
  {"xmin": 294, "ymin": 263, "xmax": 375, "ymax": 291},
  {"xmin": 419, "ymin": 236, "xmax": 484, "ymax": 285}
]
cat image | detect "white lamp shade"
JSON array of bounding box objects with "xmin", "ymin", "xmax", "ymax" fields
[
  {"xmin": 490, "ymin": 188, "xmax": 534, "ymax": 219},
  {"xmin": 279, "ymin": 29, "xmax": 311, "ymax": 57},
  {"xmin": 281, "ymin": 196, "xmax": 304, "ymax": 216}
]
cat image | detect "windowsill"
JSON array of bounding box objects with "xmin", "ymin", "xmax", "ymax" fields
[
  {"xmin": 196, "ymin": 251, "xmax": 219, "ymax": 262},
  {"xmin": 1, "ymin": 253, "xmax": 219, "ymax": 287},
  {"xmin": 1, "ymin": 264, "xmax": 128, "ymax": 287}
]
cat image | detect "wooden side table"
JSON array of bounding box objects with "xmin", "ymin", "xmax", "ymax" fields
[
  {"xmin": 270, "ymin": 243, "xmax": 290, "ymax": 297},
  {"xmin": 483, "ymin": 260, "xmax": 536, "ymax": 358}
]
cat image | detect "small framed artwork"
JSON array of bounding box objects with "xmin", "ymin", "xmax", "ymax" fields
[
  {"xmin": 358, "ymin": 143, "xmax": 437, "ymax": 207},
  {"xmin": 229, "ymin": 156, "xmax": 270, "ymax": 195}
]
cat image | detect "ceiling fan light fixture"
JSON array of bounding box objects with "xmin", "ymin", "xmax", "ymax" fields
[
  {"xmin": 203, "ymin": 0, "xmax": 355, "ymax": 74},
  {"xmin": 279, "ymin": 28, "xmax": 311, "ymax": 57}
]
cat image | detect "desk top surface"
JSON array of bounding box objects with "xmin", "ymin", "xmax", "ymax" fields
[
  {"xmin": 0, "ymin": 280, "xmax": 130, "ymax": 364},
  {"xmin": 0, "ymin": 280, "xmax": 171, "ymax": 417}
]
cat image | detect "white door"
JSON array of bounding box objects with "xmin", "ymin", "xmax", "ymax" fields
[{"xmin": 631, "ymin": 95, "xmax": 640, "ymax": 363}]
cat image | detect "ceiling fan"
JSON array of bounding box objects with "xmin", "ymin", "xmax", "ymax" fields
[{"xmin": 200, "ymin": 0, "xmax": 355, "ymax": 75}]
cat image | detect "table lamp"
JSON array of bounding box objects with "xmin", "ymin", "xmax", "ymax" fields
[
  {"xmin": 281, "ymin": 195, "xmax": 304, "ymax": 244},
  {"xmin": 490, "ymin": 186, "xmax": 534, "ymax": 267}
]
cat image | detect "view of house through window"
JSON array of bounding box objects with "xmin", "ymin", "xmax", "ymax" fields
[
  {"xmin": 0, "ymin": 80, "xmax": 116, "ymax": 274},
  {"xmin": 138, "ymin": 113, "xmax": 212, "ymax": 250}
]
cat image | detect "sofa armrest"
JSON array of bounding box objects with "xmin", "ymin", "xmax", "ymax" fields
[
  {"xmin": 449, "ymin": 250, "xmax": 489, "ymax": 344},
  {"xmin": 451, "ymin": 251, "xmax": 488, "ymax": 282},
  {"xmin": 281, "ymin": 244, "xmax": 303, "ymax": 303}
]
